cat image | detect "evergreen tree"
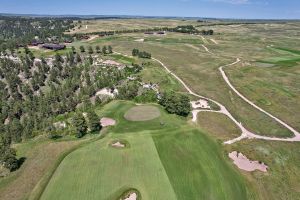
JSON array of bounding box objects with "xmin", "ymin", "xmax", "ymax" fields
[
  {"xmin": 87, "ymin": 111, "xmax": 101, "ymax": 133},
  {"xmin": 108, "ymin": 46, "xmax": 113, "ymax": 54},
  {"xmin": 80, "ymin": 45, "xmax": 85, "ymax": 53},
  {"xmin": 9, "ymin": 118, "xmax": 23, "ymax": 143},
  {"xmin": 95, "ymin": 45, "xmax": 101, "ymax": 53},
  {"xmin": 88, "ymin": 46, "xmax": 94, "ymax": 54},
  {"xmin": 72, "ymin": 114, "xmax": 87, "ymax": 138},
  {"xmin": 102, "ymin": 46, "xmax": 107, "ymax": 54}
]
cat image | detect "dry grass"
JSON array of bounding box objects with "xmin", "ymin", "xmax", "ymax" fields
[
  {"xmin": 197, "ymin": 112, "xmax": 242, "ymax": 141},
  {"xmin": 0, "ymin": 139, "xmax": 85, "ymax": 200}
]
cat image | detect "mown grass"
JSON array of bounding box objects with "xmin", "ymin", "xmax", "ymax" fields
[
  {"xmin": 40, "ymin": 101, "xmax": 255, "ymax": 200},
  {"xmin": 153, "ymin": 129, "xmax": 256, "ymax": 200}
]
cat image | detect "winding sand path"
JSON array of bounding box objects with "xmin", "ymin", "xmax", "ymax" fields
[
  {"xmin": 201, "ymin": 45, "xmax": 213, "ymax": 54},
  {"xmin": 152, "ymin": 55, "xmax": 300, "ymax": 144},
  {"xmin": 210, "ymin": 39, "xmax": 219, "ymax": 45},
  {"xmin": 115, "ymin": 48, "xmax": 300, "ymax": 144}
]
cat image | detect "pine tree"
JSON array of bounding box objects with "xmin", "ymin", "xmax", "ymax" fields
[
  {"xmin": 87, "ymin": 111, "xmax": 101, "ymax": 133},
  {"xmin": 72, "ymin": 114, "xmax": 87, "ymax": 138}
]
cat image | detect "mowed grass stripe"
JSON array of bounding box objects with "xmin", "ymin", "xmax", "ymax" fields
[
  {"xmin": 153, "ymin": 129, "xmax": 253, "ymax": 200},
  {"xmin": 40, "ymin": 132, "xmax": 177, "ymax": 200}
]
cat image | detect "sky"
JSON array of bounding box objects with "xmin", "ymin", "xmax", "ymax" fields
[{"xmin": 0, "ymin": 0, "xmax": 299, "ymax": 19}]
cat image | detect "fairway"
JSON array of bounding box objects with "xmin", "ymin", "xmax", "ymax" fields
[
  {"xmin": 41, "ymin": 133, "xmax": 177, "ymax": 200},
  {"xmin": 39, "ymin": 101, "xmax": 254, "ymax": 200}
]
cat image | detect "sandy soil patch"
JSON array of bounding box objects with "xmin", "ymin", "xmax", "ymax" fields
[
  {"xmin": 86, "ymin": 35, "xmax": 98, "ymax": 41},
  {"xmin": 229, "ymin": 151, "xmax": 268, "ymax": 172},
  {"xmin": 111, "ymin": 141, "xmax": 125, "ymax": 148},
  {"xmin": 102, "ymin": 60, "xmax": 122, "ymax": 66},
  {"xmin": 191, "ymin": 99, "xmax": 211, "ymax": 109},
  {"xmin": 122, "ymin": 192, "xmax": 137, "ymax": 200},
  {"xmin": 134, "ymin": 38, "xmax": 144, "ymax": 42},
  {"xmin": 124, "ymin": 105, "xmax": 161, "ymax": 121},
  {"xmin": 100, "ymin": 117, "xmax": 116, "ymax": 127},
  {"xmin": 96, "ymin": 88, "xmax": 117, "ymax": 98},
  {"xmin": 210, "ymin": 39, "xmax": 219, "ymax": 44},
  {"xmin": 28, "ymin": 45, "xmax": 41, "ymax": 50}
]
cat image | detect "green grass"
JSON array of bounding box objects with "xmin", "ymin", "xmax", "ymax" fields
[
  {"xmin": 40, "ymin": 132, "xmax": 177, "ymax": 200},
  {"xmin": 124, "ymin": 105, "xmax": 161, "ymax": 121},
  {"xmin": 108, "ymin": 54, "xmax": 136, "ymax": 64},
  {"xmin": 39, "ymin": 101, "xmax": 255, "ymax": 200},
  {"xmin": 153, "ymin": 129, "xmax": 255, "ymax": 200}
]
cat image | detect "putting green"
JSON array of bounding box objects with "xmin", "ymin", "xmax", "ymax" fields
[
  {"xmin": 124, "ymin": 105, "xmax": 161, "ymax": 121},
  {"xmin": 39, "ymin": 101, "xmax": 254, "ymax": 200}
]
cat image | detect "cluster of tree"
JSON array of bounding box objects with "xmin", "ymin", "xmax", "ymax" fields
[
  {"xmin": 171, "ymin": 25, "xmax": 214, "ymax": 35},
  {"xmin": 0, "ymin": 46, "xmax": 145, "ymax": 171},
  {"xmin": 0, "ymin": 133, "xmax": 20, "ymax": 172},
  {"xmin": 79, "ymin": 45, "xmax": 113, "ymax": 54},
  {"xmin": 132, "ymin": 49, "xmax": 151, "ymax": 59},
  {"xmin": 0, "ymin": 16, "xmax": 75, "ymax": 53},
  {"xmin": 72, "ymin": 111, "xmax": 101, "ymax": 138},
  {"xmin": 72, "ymin": 25, "xmax": 214, "ymax": 39},
  {"xmin": 159, "ymin": 91, "xmax": 191, "ymax": 117}
]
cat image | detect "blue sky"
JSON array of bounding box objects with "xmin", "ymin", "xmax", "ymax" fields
[{"xmin": 0, "ymin": 0, "xmax": 299, "ymax": 19}]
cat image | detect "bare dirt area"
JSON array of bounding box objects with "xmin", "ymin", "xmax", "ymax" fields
[{"xmin": 0, "ymin": 140, "xmax": 83, "ymax": 200}]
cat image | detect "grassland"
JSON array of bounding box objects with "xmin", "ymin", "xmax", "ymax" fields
[
  {"xmin": 225, "ymin": 140, "xmax": 300, "ymax": 200},
  {"xmin": 68, "ymin": 18, "xmax": 201, "ymax": 34},
  {"xmin": 80, "ymin": 31, "xmax": 296, "ymax": 137},
  {"xmin": 197, "ymin": 112, "xmax": 242, "ymax": 142},
  {"xmin": 39, "ymin": 101, "xmax": 255, "ymax": 200}
]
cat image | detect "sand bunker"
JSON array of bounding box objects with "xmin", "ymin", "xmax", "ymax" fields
[
  {"xmin": 134, "ymin": 38, "xmax": 144, "ymax": 42},
  {"xmin": 191, "ymin": 99, "xmax": 211, "ymax": 109},
  {"xmin": 122, "ymin": 192, "xmax": 137, "ymax": 200},
  {"xmin": 124, "ymin": 105, "xmax": 161, "ymax": 121},
  {"xmin": 229, "ymin": 151, "xmax": 268, "ymax": 172},
  {"xmin": 111, "ymin": 141, "xmax": 125, "ymax": 148},
  {"xmin": 100, "ymin": 117, "xmax": 116, "ymax": 127}
]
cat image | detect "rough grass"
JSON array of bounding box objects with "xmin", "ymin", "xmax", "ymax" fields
[
  {"xmin": 39, "ymin": 101, "xmax": 255, "ymax": 200},
  {"xmin": 225, "ymin": 140, "xmax": 300, "ymax": 200},
  {"xmin": 124, "ymin": 105, "xmax": 161, "ymax": 121},
  {"xmin": 0, "ymin": 137, "xmax": 88, "ymax": 200},
  {"xmin": 197, "ymin": 112, "xmax": 242, "ymax": 141}
]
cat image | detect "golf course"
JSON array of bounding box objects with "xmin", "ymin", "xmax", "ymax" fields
[
  {"xmin": 39, "ymin": 101, "xmax": 254, "ymax": 200},
  {"xmin": 0, "ymin": 14, "xmax": 300, "ymax": 200}
]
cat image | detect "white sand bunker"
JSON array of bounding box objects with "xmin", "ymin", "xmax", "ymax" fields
[
  {"xmin": 229, "ymin": 151, "xmax": 268, "ymax": 172},
  {"xmin": 122, "ymin": 192, "xmax": 137, "ymax": 200},
  {"xmin": 134, "ymin": 38, "xmax": 144, "ymax": 42},
  {"xmin": 100, "ymin": 117, "xmax": 116, "ymax": 127},
  {"xmin": 191, "ymin": 99, "xmax": 211, "ymax": 109},
  {"xmin": 111, "ymin": 141, "xmax": 125, "ymax": 148}
]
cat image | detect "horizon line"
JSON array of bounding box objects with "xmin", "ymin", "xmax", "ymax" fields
[{"xmin": 1, "ymin": 12, "xmax": 300, "ymax": 21}]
